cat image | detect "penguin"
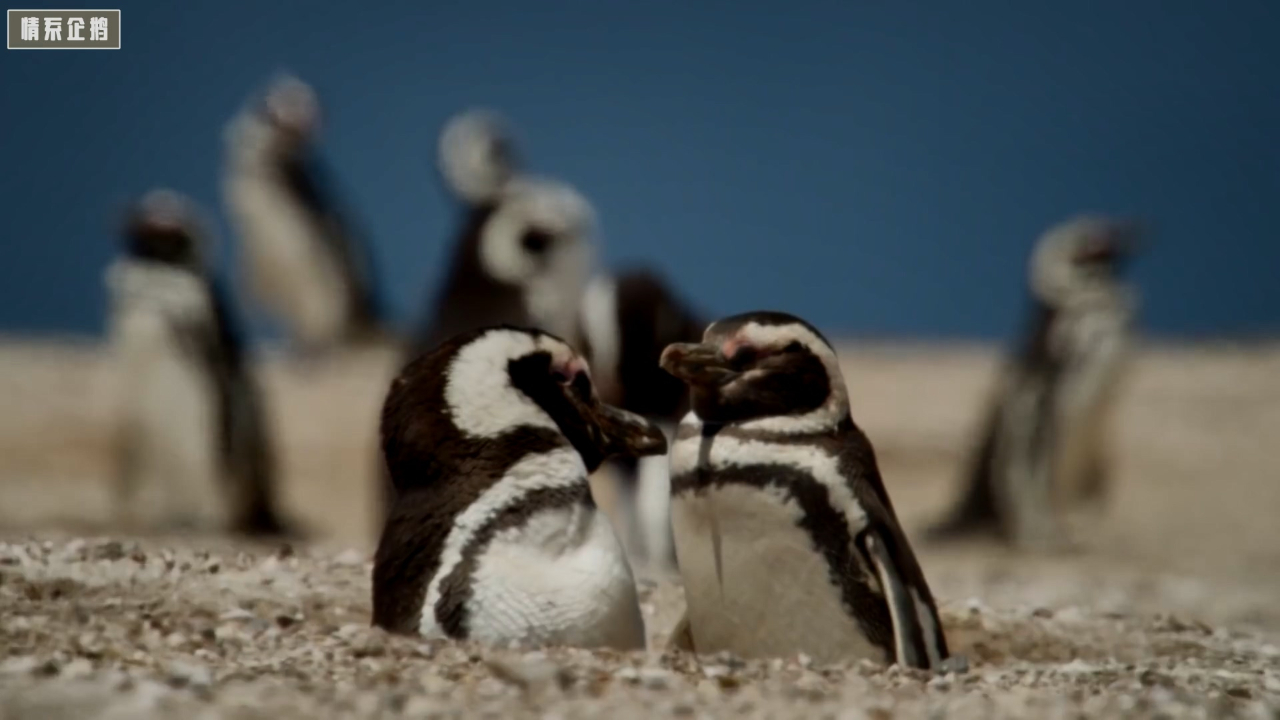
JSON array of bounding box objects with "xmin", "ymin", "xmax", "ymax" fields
[
  {"xmin": 222, "ymin": 72, "xmax": 388, "ymax": 354},
  {"xmin": 379, "ymin": 109, "xmax": 598, "ymax": 521},
  {"xmin": 926, "ymin": 215, "xmax": 1142, "ymax": 551},
  {"xmin": 577, "ymin": 267, "xmax": 707, "ymax": 573},
  {"xmin": 410, "ymin": 108, "xmax": 595, "ymax": 357},
  {"xmin": 658, "ymin": 311, "xmax": 953, "ymax": 669},
  {"xmin": 104, "ymin": 189, "xmax": 293, "ymax": 537},
  {"xmin": 371, "ymin": 325, "xmax": 668, "ymax": 650}
]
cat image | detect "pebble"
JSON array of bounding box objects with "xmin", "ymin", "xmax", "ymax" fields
[{"xmin": 333, "ymin": 549, "xmax": 365, "ymax": 566}]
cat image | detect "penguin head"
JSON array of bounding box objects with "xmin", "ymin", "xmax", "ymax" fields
[
  {"xmin": 477, "ymin": 177, "xmax": 598, "ymax": 339},
  {"xmin": 1029, "ymin": 215, "xmax": 1142, "ymax": 306},
  {"xmin": 660, "ymin": 311, "xmax": 849, "ymax": 432},
  {"xmin": 438, "ymin": 108, "xmax": 522, "ymax": 207},
  {"xmin": 121, "ymin": 189, "xmax": 208, "ymax": 272},
  {"xmin": 226, "ymin": 72, "xmax": 320, "ymax": 166},
  {"xmin": 383, "ymin": 326, "xmax": 667, "ymax": 487},
  {"xmin": 260, "ymin": 73, "xmax": 321, "ymax": 153}
]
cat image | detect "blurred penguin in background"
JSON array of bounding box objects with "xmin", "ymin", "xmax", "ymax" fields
[
  {"xmin": 927, "ymin": 215, "xmax": 1142, "ymax": 551},
  {"xmin": 378, "ymin": 109, "xmax": 598, "ymax": 520},
  {"xmin": 578, "ymin": 268, "xmax": 706, "ymax": 574},
  {"xmin": 104, "ymin": 189, "xmax": 295, "ymax": 537},
  {"xmin": 222, "ymin": 72, "xmax": 389, "ymax": 356},
  {"xmin": 409, "ymin": 108, "xmax": 596, "ymax": 356}
]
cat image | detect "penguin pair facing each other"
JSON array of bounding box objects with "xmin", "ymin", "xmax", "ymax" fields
[
  {"xmin": 371, "ymin": 313, "xmax": 956, "ymax": 672},
  {"xmin": 927, "ymin": 215, "xmax": 1141, "ymax": 552},
  {"xmin": 222, "ymin": 72, "xmax": 390, "ymax": 355},
  {"xmin": 104, "ymin": 189, "xmax": 294, "ymax": 537}
]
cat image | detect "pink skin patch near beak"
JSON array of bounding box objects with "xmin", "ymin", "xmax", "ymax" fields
[
  {"xmin": 554, "ymin": 355, "xmax": 591, "ymax": 386},
  {"xmin": 721, "ymin": 338, "xmax": 744, "ymax": 361}
]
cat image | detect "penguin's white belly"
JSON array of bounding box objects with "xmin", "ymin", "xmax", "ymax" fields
[
  {"xmin": 111, "ymin": 309, "xmax": 225, "ymax": 529},
  {"xmin": 225, "ymin": 175, "xmax": 349, "ymax": 346},
  {"xmin": 671, "ymin": 485, "xmax": 886, "ymax": 665},
  {"xmin": 460, "ymin": 507, "xmax": 645, "ymax": 650},
  {"xmin": 1054, "ymin": 328, "xmax": 1128, "ymax": 500}
]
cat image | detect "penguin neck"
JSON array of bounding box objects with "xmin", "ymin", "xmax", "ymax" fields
[{"xmin": 679, "ymin": 409, "xmax": 855, "ymax": 445}]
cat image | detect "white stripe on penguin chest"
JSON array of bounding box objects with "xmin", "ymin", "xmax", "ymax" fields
[
  {"xmin": 419, "ymin": 448, "xmax": 644, "ymax": 649},
  {"xmin": 672, "ymin": 484, "xmax": 886, "ymax": 664},
  {"xmin": 466, "ymin": 504, "xmax": 644, "ymax": 648},
  {"xmin": 668, "ymin": 430, "xmax": 886, "ymax": 665}
]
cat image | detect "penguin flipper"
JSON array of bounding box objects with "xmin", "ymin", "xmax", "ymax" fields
[{"xmin": 859, "ymin": 530, "xmax": 947, "ymax": 671}]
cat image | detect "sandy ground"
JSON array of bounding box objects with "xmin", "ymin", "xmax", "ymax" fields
[{"xmin": 1, "ymin": 336, "xmax": 1278, "ymax": 719}]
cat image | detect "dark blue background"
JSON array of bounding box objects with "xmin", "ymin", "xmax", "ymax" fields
[{"xmin": 2, "ymin": 0, "xmax": 1276, "ymax": 341}]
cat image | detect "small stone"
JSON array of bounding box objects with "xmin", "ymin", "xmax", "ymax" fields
[
  {"xmin": 638, "ymin": 667, "xmax": 673, "ymax": 689},
  {"xmin": 166, "ymin": 660, "xmax": 213, "ymax": 688},
  {"xmin": 486, "ymin": 655, "xmax": 559, "ymax": 693},
  {"xmin": 334, "ymin": 549, "xmax": 365, "ymax": 566},
  {"xmin": 93, "ymin": 541, "xmax": 126, "ymax": 561},
  {"xmin": 0, "ymin": 657, "xmax": 39, "ymax": 675}
]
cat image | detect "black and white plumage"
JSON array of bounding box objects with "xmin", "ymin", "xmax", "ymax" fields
[
  {"xmin": 927, "ymin": 215, "xmax": 1142, "ymax": 551},
  {"xmin": 577, "ymin": 267, "xmax": 707, "ymax": 572},
  {"xmin": 372, "ymin": 326, "xmax": 667, "ymax": 649},
  {"xmin": 409, "ymin": 109, "xmax": 596, "ymax": 358},
  {"xmin": 381, "ymin": 110, "xmax": 599, "ymax": 522},
  {"xmin": 104, "ymin": 189, "xmax": 292, "ymax": 537},
  {"xmin": 659, "ymin": 311, "xmax": 953, "ymax": 669},
  {"xmin": 222, "ymin": 72, "xmax": 388, "ymax": 353}
]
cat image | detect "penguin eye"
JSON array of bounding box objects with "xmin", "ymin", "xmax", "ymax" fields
[
  {"xmin": 521, "ymin": 230, "xmax": 553, "ymax": 255},
  {"xmin": 783, "ymin": 341, "xmax": 803, "ymax": 353},
  {"xmin": 550, "ymin": 369, "xmax": 572, "ymax": 385}
]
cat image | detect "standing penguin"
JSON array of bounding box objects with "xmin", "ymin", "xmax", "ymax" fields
[
  {"xmin": 658, "ymin": 311, "xmax": 953, "ymax": 669},
  {"xmin": 379, "ymin": 110, "xmax": 598, "ymax": 520},
  {"xmin": 411, "ymin": 109, "xmax": 596, "ymax": 357},
  {"xmin": 104, "ymin": 189, "xmax": 293, "ymax": 537},
  {"xmin": 372, "ymin": 326, "xmax": 668, "ymax": 649},
  {"xmin": 222, "ymin": 72, "xmax": 388, "ymax": 354},
  {"xmin": 577, "ymin": 267, "xmax": 706, "ymax": 573},
  {"xmin": 926, "ymin": 216, "xmax": 1142, "ymax": 551}
]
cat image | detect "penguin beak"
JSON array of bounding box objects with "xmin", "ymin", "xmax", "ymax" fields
[
  {"xmin": 585, "ymin": 402, "xmax": 669, "ymax": 459},
  {"xmin": 1079, "ymin": 220, "xmax": 1145, "ymax": 265},
  {"xmin": 556, "ymin": 358, "xmax": 668, "ymax": 459},
  {"xmin": 659, "ymin": 342, "xmax": 737, "ymax": 387}
]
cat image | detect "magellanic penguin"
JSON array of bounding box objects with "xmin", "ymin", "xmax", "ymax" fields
[
  {"xmin": 410, "ymin": 109, "xmax": 596, "ymax": 357},
  {"xmin": 659, "ymin": 311, "xmax": 954, "ymax": 670},
  {"xmin": 927, "ymin": 215, "xmax": 1142, "ymax": 551},
  {"xmin": 577, "ymin": 267, "xmax": 707, "ymax": 573},
  {"xmin": 104, "ymin": 189, "xmax": 294, "ymax": 537},
  {"xmin": 371, "ymin": 326, "xmax": 668, "ymax": 650},
  {"xmin": 222, "ymin": 72, "xmax": 389, "ymax": 354},
  {"xmin": 382, "ymin": 109, "xmax": 599, "ymax": 521}
]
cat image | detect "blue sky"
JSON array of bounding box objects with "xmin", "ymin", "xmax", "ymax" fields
[{"xmin": 1, "ymin": 0, "xmax": 1276, "ymax": 341}]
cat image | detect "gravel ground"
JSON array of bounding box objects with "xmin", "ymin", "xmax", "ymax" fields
[{"xmin": 0, "ymin": 338, "xmax": 1278, "ymax": 719}]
